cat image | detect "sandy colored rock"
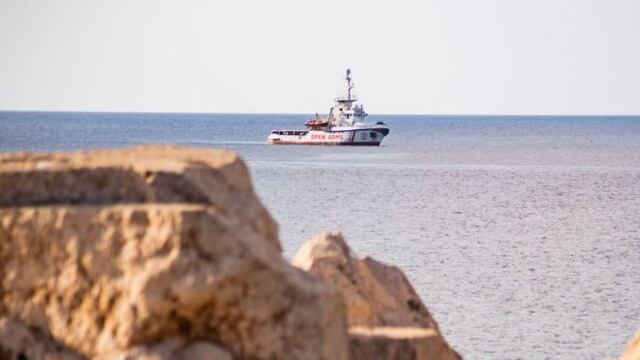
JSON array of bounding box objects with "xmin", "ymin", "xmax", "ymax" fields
[
  {"xmin": 292, "ymin": 231, "xmax": 438, "ymax": 329},
  {"xmin": 0, "ymin": 316, "xmax": 84, "ymax": 360},
  {"xmin": 622, "ymin": 331, "xmax": 640, "ymax": 360},
  {"xmin": 0, "ymin": 146, "xmax": 348, "ymax": 360},
  {"xmin": 293, "ymin": 232, "xmax": 461, "ymax": 359},
  {"xmin": 349, "ymin": 326, "xmax": 461, "ymax": 360},
  {"xmin": 99, "ymin": 339, "xmax": 232, "ymax": 360},
  {"xmin": 0, "ymin": 145, "xmax": 279, "ymax": 251}
]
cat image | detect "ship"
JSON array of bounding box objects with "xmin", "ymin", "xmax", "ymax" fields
[{"xmin": 268, "ymin": 69, "xmax": 390, "ymax": 146}]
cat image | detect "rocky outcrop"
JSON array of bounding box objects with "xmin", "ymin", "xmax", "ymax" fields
[
  {"xmin": 292, "ymin": 232, "xmax": 438, "ymax": 329},
  {"xmin": 293, "ymin": 232, "xmax": 461, "ymax": 359},
  {"xmin": 0, "ymin": 146, "xmax": 348, "ymax": 359},
  {"xmin": 0, "ymin": 145, "xmax": 279, "ymax": 251},
  {"xmin": 349, "ymin": 326, "xmax": 461, "ymax": 360},
  {"xmin": 0, "ymin": 145, "xmax": 463, "ymax": 360},
  {"xmin": 622, "ymin": 331, "xmax": 640, "ymax": 360}
]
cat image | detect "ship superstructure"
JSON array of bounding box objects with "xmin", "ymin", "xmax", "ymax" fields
[{"xmin": 268, "ymin": 69, "xmax": 389, "ymax": 145}]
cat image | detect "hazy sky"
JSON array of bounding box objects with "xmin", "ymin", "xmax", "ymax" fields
[{"xmin": 1, "ymin": 0, "xmax": 639, "ymax": 114}]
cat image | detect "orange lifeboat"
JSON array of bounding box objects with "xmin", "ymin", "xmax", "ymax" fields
[{"xmin": 304, "ymin": 118, "xmax": 329, "ymax": 130}]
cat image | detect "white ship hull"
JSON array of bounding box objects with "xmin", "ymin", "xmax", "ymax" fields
[
  {"xmin": 267, "ymin": 69, "xmax": 389, "ymax": 146},
  {"xmin": 268, "ymin": 124, "xmax": 389, "ymax": 146}
]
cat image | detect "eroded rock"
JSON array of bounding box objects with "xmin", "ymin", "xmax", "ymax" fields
[
  {"xmin": 293, "ymin": 232, "xmax": 461, "ymax": 359},
  {"xmin": 0, "ymin": 145, "xmax": 279, "ymax": 251},
  {"xmin": 292, "ymin": 231, "xmax": 438, "ymax": 328},
  {"xmin": 0, "ymin": 146, "xmax": 348, "ymax": 360},
  {"xmin": 349, "ymin": 326, "xmax": 461, "ymax": 360}
]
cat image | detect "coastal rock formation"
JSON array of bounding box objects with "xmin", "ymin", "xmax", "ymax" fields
[
  {"xmin": 621, "ymin": 331, "xmax": 640, "ymax": 360},
  {"xmin": 0, "ymin": 145, "xmax": 462, "ymax": 360},
  {"xmin": 293, "ymin": 232, "xmax": 460, "ymax": 360},
  {"xmin": 0, "ymin": 145, "xmax": 279, "ymax": 251},
  {"xmin": 349, "ymin": 326, "xmax": 460, "ymax": 360},
  {"xmin": 0, "ymin": 146, "xmax": 347, "ymax": 359},
  {"xmin": 292, "ymin": 232, "xmax": 438, "ymax": 329}
]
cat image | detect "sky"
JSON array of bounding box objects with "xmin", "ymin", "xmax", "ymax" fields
[{"xmin": 1, "ymin": 0, "xmax": 639, "ymax": 115}]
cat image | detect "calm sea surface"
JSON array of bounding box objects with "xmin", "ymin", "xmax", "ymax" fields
[{"xmin": 1, "ymin": 111, "xmax": 639, "ymax": 359}]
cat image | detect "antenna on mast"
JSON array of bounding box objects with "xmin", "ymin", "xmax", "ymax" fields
[{"xmin": 346, "ymin": 68, "xmax": 352, "ymax": 100}]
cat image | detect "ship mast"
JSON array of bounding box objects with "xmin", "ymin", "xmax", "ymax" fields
[{"xmin": 346, "ymin": 68, "xmax": 353, "ymax": 101}]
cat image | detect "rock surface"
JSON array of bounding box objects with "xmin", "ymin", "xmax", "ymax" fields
[
  {"xmin": 293, "ymin": 232, "xmax": 460, "ymax": 359},
  {"xmin": 0, "ymin": 145, "xmax": 279, "ymax": 251},
  {"xmin": 0, "ymin": 316, "xmax": 83, "ymax": 360},
  {"xmin": 1, "ymin": 315, "xmax": 232, "ymax": 360},
  {"xmin": 349, "ymin": 326, "xmax": 461, "ymax": 360},
  {"xmin": 292, "ymin": 231, "xmax": 438, "ymax": 329},
  {"xmin": 1, "ymin": 146, "xmax": 463, "ymax": 360},
  {"xmin": 98, "ymin": 339, "xmax": 232, "ymax": 360},
  {"xmin": 622, "ymin": 331, "xmax": 640, "ymax": 360},
  {"xmin": 0, "ymin": 146, "xmax": 348, "ymax": 360}
]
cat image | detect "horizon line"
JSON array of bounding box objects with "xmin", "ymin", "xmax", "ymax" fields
[{"xmin": 1, "ymin": 109, "xmax": 639, "ymax": 117}]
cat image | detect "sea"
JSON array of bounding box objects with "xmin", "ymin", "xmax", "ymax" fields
[{"xmin": 1, "ymin": 111, "xmax": 639, "ymax": 359}]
